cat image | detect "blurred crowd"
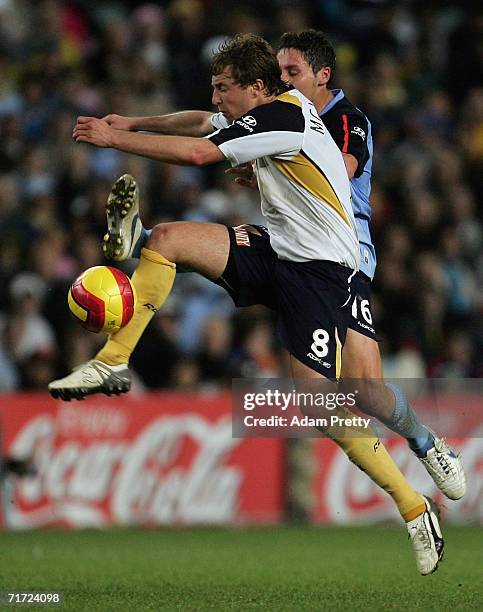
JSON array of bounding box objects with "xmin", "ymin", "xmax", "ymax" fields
[{"xmin": 0, "ymin": 0, "xmax": 481, "ymax": 391}]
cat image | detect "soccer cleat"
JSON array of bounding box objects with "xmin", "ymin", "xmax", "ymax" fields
[
  {"xmin": 406, "ymin": 496, "xmax": 444, "ymax": 576},
  {"xmin": 103, "ymin": 174, "xmax": 143, "ymax": 261},
  {"xmin": 48, "ymin": 360, "xmax": 131, "ymax": 401},
  {"xmin": 420, "ymin": 436, "xmax": 466, "ymax": 500}
]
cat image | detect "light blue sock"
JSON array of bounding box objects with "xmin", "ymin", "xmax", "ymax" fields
[
  {"xmin": 384, "ymin": 383, "xmax": 435, "ymax": 457},
  {"xmin": 132, "ymin": 228, "xmax": 152, "ymax": 258}
]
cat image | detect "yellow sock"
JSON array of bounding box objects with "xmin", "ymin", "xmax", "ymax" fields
[
  {"xmin": 96, "ymin": 248, "xmax": 176, "ymax": 366},
  {"xmin": 332, "ymin": 424, "xmax": 425, "ymax": 521}
]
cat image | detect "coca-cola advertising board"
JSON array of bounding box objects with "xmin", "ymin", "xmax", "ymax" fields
[
  {"xmin": 0, "ymin": 393, "xmax": 285, "ymax": 529},
  {"xmin": 312, "ymin": 391, "xmax": 483, "ymax": 524}
]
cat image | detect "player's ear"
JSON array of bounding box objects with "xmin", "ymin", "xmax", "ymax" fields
[
  {"xmin": 251, "ymin": 79, "xmax": 265, "ymax": 97},
  {"xmin": 317, "ymin": 66, "xmax": 331, "ymax": 87}
]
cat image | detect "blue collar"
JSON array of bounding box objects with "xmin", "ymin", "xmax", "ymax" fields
[{"xmin": 320, "ymin": 89, "xmax": 345, "ymax": 115}]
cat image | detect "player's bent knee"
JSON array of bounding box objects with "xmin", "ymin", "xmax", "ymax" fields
[
  {"xmin": 147, "ymin": 223, "xmax": 168, "ymax": 248},
  {"xmin": 146, "ymin": 223, "xmax": 177, "ymax": 260}
]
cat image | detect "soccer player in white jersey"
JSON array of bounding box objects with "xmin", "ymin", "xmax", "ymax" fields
[
  {"xmin": 49, "ymin": 35, "xmax": 444, "ymax": 574},
  {"xmin": 89, "ymin": 30, "xmax": 464, "ymax": 507}
]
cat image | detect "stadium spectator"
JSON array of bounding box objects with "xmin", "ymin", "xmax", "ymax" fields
[{"xmin": 0, "ymin": 1, "xmax": 480, "ymax": 388}]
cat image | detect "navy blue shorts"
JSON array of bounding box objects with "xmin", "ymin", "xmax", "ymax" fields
[
  {"xmin": 215, "ymin": 225, "xmax": 354, "ymax": 378},
  {"xmin": 346, "ymin": 272, "xmax": 377, "ymax": 341}
]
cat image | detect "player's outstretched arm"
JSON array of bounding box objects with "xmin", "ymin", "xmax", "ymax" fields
[
  {"xmin": 73, "ymin": 116, "xmax": 223, "ymax": 165},
  {"xmin": 101, "ymin": 111, "xmax": 215, "ymax": 137}
]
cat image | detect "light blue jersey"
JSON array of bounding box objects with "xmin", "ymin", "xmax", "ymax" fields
[{"xmin": 320, "ymin": 89, "xmax": 377, "ymax": 279}]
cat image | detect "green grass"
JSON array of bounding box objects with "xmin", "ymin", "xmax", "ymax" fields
[{"xmin": 0, "ymin": 527, "xmax": 481, "ymax": 611}]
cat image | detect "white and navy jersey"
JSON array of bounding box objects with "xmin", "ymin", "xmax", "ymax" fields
[
  {"xmin": 320, "ymin": 89, "xmax": 376, "ymax": 279},
  {"xmin": 209, "ymin": 90, "xmax": 359, "ymax": 270}
]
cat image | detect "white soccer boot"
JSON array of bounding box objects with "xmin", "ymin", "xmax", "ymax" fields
[
  {"xmin": 420, "ymin": 435, "xmax": 466, "ymax": 500},
  {"xmin": 48, "ymin": 360, "xmax": 131, "ymax": 401},
  {"xmin": 103, "ymin": 174, "xmax": 144, "ymax": 261},
  {"xmin": 407, "ymin": 496, "xmax": 444, "ymax": 576}
]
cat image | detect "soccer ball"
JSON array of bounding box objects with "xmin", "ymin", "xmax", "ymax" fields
[{"xmin": 68, "ymin": 266, "xmax": 136, "ymax": 334}]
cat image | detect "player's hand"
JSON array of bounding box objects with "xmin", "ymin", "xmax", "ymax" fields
[
  {"xmin": 225, "ymin": 162, "xmax": 257, "ymax": 189},
  {"xmin": 73, "ymin": 117, "xmax": 115, "ymax": 147},
  {"xmin": 101, "ymin": 114, "xmax": 134, "ymax": 131}
]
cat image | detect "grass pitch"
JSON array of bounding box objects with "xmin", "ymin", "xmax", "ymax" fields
[{"xmin": 0, "ymin": 526, "xmax": 481, "ymax": 611}]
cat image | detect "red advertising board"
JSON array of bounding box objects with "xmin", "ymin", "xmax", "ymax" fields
[
  {"xmin": 1, "ymin": 391, "xmax": 480, "ymax": 528},
  {"xmin": 0, "ymin": 393, "xmax": 285, "ymax": 529}
]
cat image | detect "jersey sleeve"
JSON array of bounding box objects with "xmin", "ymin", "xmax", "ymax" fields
[
  {"xmin": 331, "ymin": 112, "xmax": 370, "ymax": 178},
  {"xmin": 210, "ymin": 112, "xmax": 231, "ymax": 130},
  {"xmin": 208, "ymin": 100, "xmax": 304, "ymax": 166}
]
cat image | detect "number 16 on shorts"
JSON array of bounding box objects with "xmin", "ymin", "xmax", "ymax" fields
[{"xmin": 352, "ymin": 298, "xmax": 372, "ymax": 324}]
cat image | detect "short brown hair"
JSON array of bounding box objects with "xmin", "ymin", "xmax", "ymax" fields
[
  {"xmin": 278, "ymin": 30, "xmax": 336, "ymax": 85},
  {"xmin": 211, "ymin": 34, "xmax": 287, "ymax": 97}
]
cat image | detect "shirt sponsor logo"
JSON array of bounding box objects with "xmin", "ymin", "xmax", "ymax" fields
[
  {"xmin": 235, "ymin": 115, "xmax": 257, "ymax": 132},
  {"xmin": 351, "ymin": 126, "xmax": 366, "ymax": 141},
  {"xmin": 242, "ymin": 115, "xmax": 257, "ymax": 126}
]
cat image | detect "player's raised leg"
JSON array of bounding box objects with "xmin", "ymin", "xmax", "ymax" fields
[
  {"xmin": 341, "ymin": 330, "xmax": 466, "ymax": 500},
  {"xmin": 290, "ymin": 354, "xmax": 444, "ymax": 575},
  {"xmin": 49, "ymin": 216, "xmax": 230, "ymax": 400},
  {"xmin": 96, "ymin": 219, "xmax": 229, "ymax": 367}
]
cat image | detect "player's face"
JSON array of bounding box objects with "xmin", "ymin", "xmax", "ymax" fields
[
  {"xmin": 211, "ymin": 68, "xmax": 255, "ymax": 121},
  {"xmin": 277, "ymin": 48, "xmax": 327, "ymax": 104}
]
